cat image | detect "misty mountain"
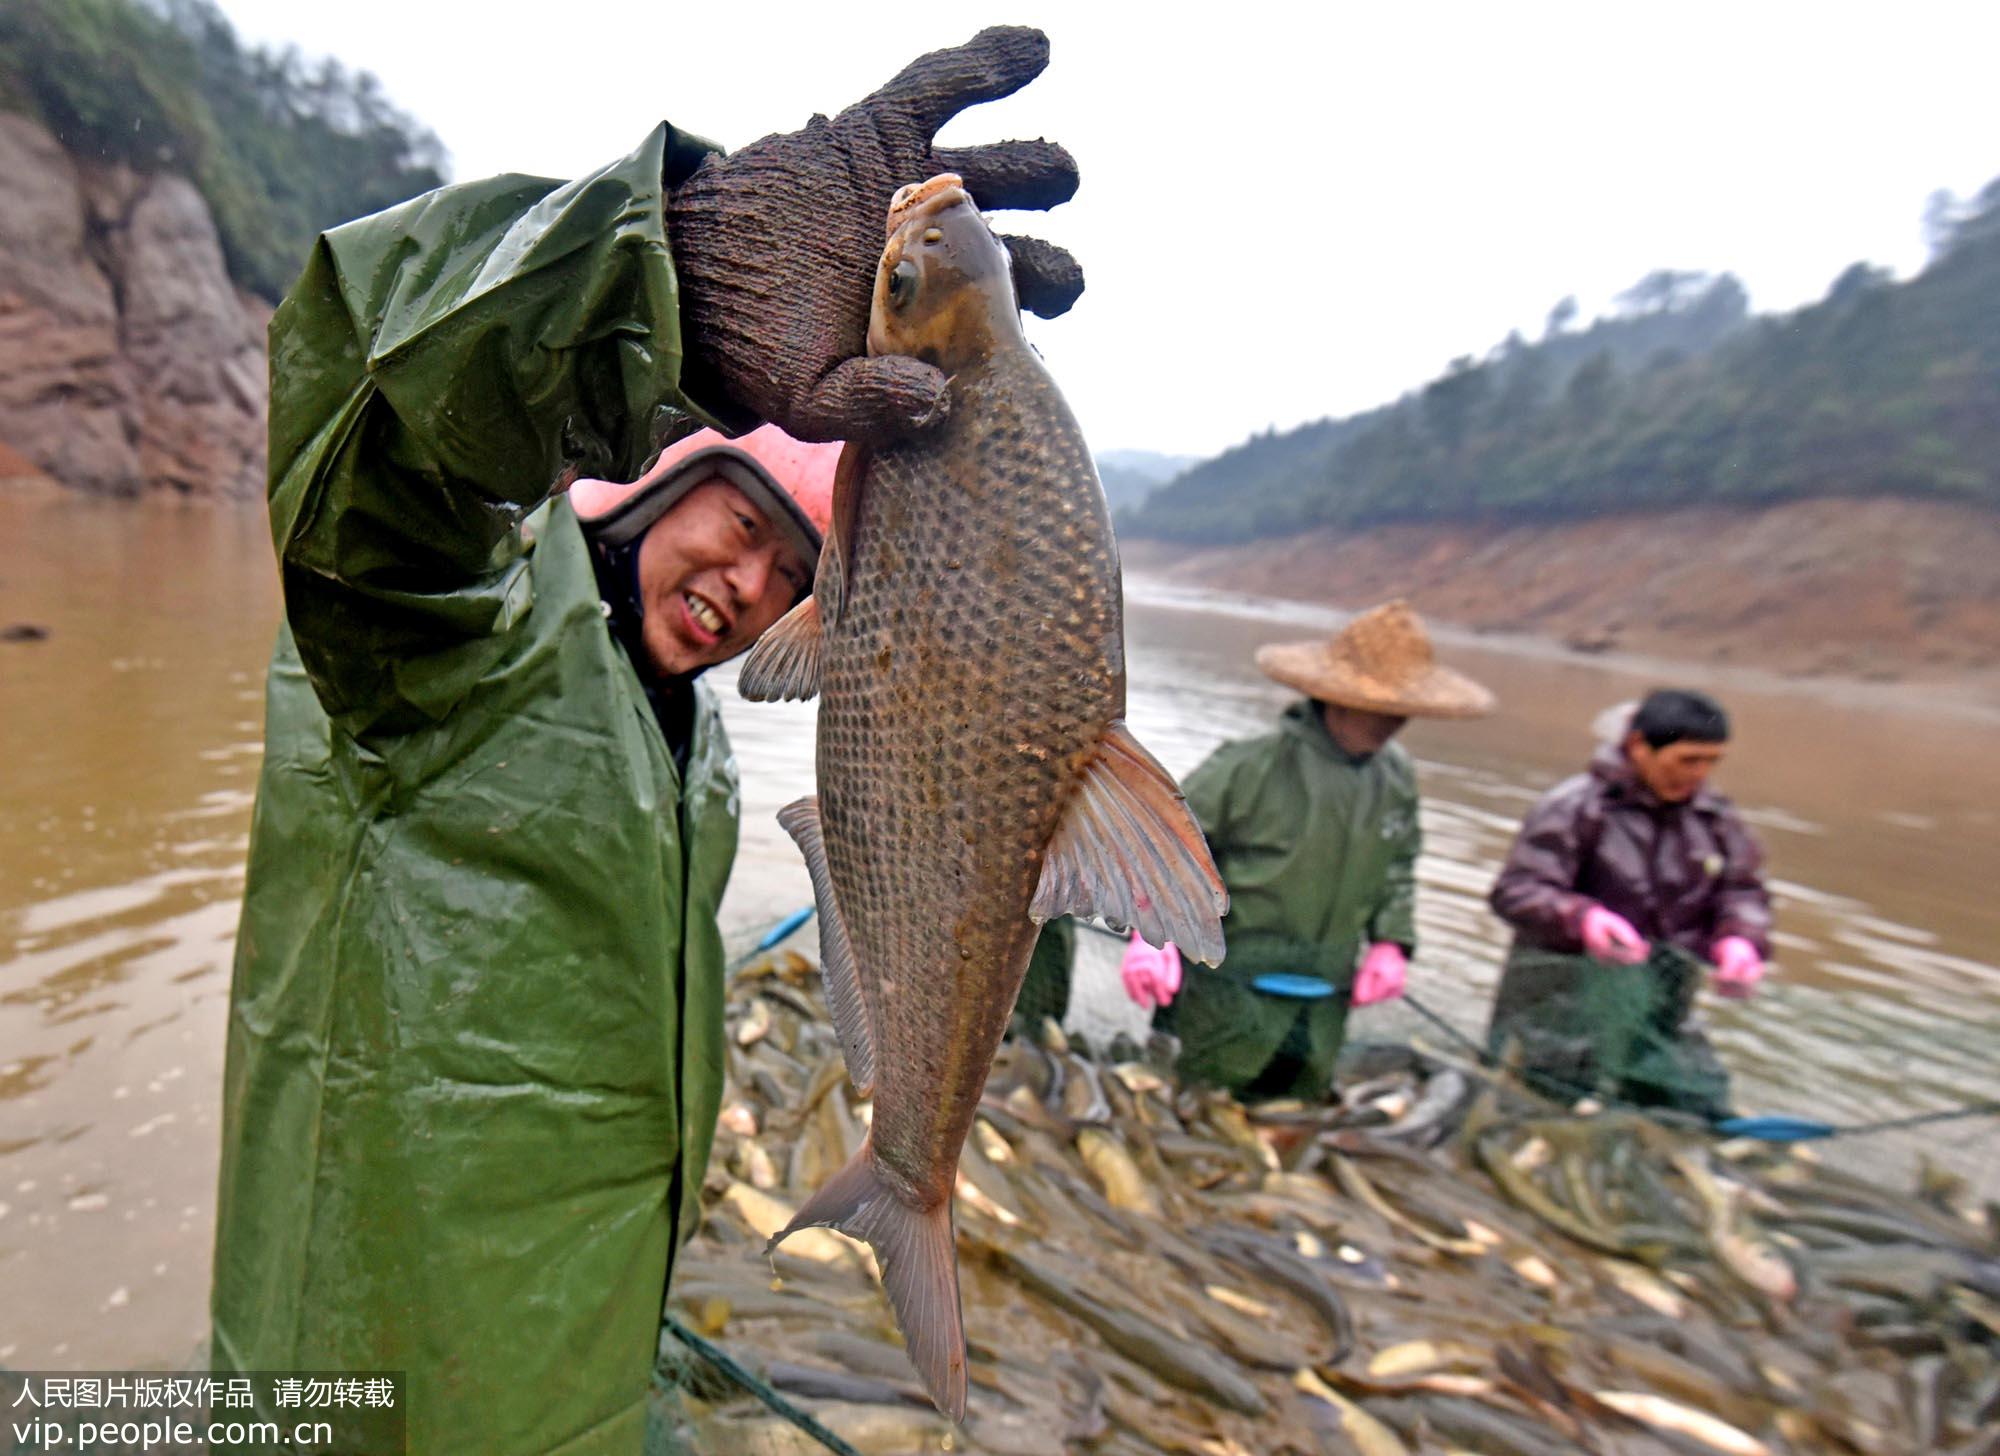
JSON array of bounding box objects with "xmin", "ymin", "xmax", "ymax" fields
[
  {"xmin": 1099, "ymin": 449, "xmax": 1199, "ymax": 482},
  {"xmin": 1095, "ymin": 450, "xmax": 1201, "ymax": 512}
]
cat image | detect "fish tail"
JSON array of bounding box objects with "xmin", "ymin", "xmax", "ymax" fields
[{"xmin": 770, "ymin": 1138, "xmax": 966, "ymax": 1422}]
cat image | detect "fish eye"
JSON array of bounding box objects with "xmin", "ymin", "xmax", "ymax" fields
[{"xmin": 887, "ymin": 258, "xmax": 920, "ymax": 310}]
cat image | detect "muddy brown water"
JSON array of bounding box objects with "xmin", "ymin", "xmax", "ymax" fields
[{"xmin": 3, "ymin": 494, "xmax": 1996, "ymax": 1369}]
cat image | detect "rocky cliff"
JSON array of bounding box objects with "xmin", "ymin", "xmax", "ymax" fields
[{"xmin": 0, "ymin": 112, "xmax": 267, "ymax": 498}]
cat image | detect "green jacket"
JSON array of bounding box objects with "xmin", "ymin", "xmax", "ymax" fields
[
  {"xmin": 1159, "ymin": 700, "xmax": 1421, "ymax": 1096},
  {"xmin": 212, "ymin": 126, "xmax": 737, "ymax": 1456}
]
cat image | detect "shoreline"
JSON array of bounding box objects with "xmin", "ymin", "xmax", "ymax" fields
[
  {"xmin": 1120, "ymin": 498, "xmax": 2000, "ymax": 722},
  {"xmin": 9, "ymin": 481, "xmax": 2000, "ymax": 720},
  {"xmin": 1125, "ymin": 569, "xmax": 2000, "ymax": 727}
]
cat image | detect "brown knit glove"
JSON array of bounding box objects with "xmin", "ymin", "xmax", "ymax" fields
[{"xmin": 666, "ymin": 26, "xmax": 1082, "ymax": 444}]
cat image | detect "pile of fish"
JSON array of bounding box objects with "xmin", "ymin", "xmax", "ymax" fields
[{"xmin": 660, "ymin": 948, "xmax": 2000, "ymax": 1455}]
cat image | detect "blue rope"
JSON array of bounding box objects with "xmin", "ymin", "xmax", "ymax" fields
[
  {"xmin": 1714, "ymin": 1100, "xmax": 2000, "ymax": 1143},
  {"xmin": 1406, "ymin": 989, "xmax": 2000, "ymax": 1143},
  {"xmin": 728, "ymin": 905, "xmax": 817, "ymax": 971}
]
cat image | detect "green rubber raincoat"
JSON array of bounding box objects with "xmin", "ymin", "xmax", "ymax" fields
[
  {"xmin": 1156, "ymin": 700, "xmax": 1420, "ymax": 1098},
  {"xmin": 212, "ymin": 126, "xmax": 742, "ymax": 1456}
]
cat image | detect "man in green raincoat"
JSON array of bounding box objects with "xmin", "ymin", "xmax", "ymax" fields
[
  {"xmin": 1121, "ymin": 602, "xmax": 1494, "ymax": 1099},
  {"xmin": 210, "ymin": 29, "xmax": 1082, "ymax": 1456}
]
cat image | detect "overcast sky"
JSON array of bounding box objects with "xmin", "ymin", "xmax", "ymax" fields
[{"xmin": 215, "ymin": 0, "xmax": 2000, "ymax": 460}]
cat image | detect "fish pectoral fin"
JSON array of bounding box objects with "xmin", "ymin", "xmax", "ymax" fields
[
  {"xmin": 774, "ymin": 1143, "xmax": 966, "ymax": 1422},
  {"xmin": 1031, "ymin": 721, "xmax": 1230, "ymax": 965},
  {"xmin": 738, "ymin": 597, "xmax": 824, "ymax": 702},
  {"xmin": 776, "ymin": 795, "xmax": 876, "ymax": 1097}
]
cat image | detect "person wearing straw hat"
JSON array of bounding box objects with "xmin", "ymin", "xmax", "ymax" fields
[{"xmin": 1120, "ymin": 600, "xmax": 1495, "ymax": 1099}]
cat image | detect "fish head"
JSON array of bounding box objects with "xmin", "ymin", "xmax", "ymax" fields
[{"xmin": 867, "ymin": 173, "xmax": 1025, "ymax": 371}]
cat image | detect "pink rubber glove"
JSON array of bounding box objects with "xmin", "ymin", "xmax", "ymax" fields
[
  {"xmin": 1580, "ymin": 905, "xmax": 1649, "ymax": 965},
  {"xmin": 1120, "ymin": 933, "xmax": 1182, "ymax": 1010},
  {"xmin": 1352, "ymin": 942, "xmax": 1408, "ymax": 1007},
  {"xmin": 1711, "ymin": 935, "xmax": 1764, "ymax": 998}
]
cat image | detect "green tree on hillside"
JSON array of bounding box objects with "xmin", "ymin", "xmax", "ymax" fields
[
  {"xmin": 1421, "ymin": 356, "xmax": 1490, "ymax": 452},
  {"xmin": 1544, "ymin": 295, "xmax": 1578, "ymax": 338},
  {"xmin": 1616, "ymin": 269, "xmax": 1711, "ymax": 315}
]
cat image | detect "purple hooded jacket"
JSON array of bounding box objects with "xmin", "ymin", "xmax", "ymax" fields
[{"xmin": 1489, "ymin": 743, "xmax": 1772, "ymax": 959}]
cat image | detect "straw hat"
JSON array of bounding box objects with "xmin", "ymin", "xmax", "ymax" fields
[{"xmin": 1254, "ymin": 600, "xmax": 1495, "ymax": 718}]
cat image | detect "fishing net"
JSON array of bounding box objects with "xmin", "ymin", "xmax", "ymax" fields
[
  {"xmin": 645, "ymin": 1325, "xmax": 734, "ymax": 1455},
  {"xmin": 1486, "ymin": 943, "xmax": 1733, "ymax": 1121},
  {"xmin": 1010, "ymin": 917, "xmax": 1076, "ymax": 1036},
  {"xmin": 673, "ymin": 939, "xmax": 2000, "ymax": 1453},
  {"xmin": 642, "ymin": 1379, "xmax": 696, "ymax": 1456}
]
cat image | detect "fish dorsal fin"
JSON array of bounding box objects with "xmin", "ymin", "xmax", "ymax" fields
[
  {"xmin": 1031, "ymin": 722, "xmax": 1229, "ymax": 965},
  {"xmin": 816, "ymin": 441, "xmax": 869, "ymax": 631},
  {"xmin": 737, "ymin": 596, "xmax": 822, "ymax": 701},
  {"xmin": 776, "ymin": 795, "xmax": 876, "ymax": 1097}
]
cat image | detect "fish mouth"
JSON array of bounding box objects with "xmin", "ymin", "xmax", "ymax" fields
[
  {"xmin": 886, "ymin": 173, "xmax": 971, "ymax": 236},
  {"xmin": 682, "ymin": 589, "xmax": 730, "ymax": 642}
]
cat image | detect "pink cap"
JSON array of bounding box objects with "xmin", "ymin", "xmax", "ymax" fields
[{"xmin": 570, "ymin": 425, "xmax": 841, "ymax": 565}]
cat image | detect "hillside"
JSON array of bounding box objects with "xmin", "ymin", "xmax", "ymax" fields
[
  {"xmin": 1122, "ymin": 494, "xmax": 2000, "ymax": 697},
  {"xmin": 1125, "ymin": 190, "xmax": 2000, "ymax": 543}
]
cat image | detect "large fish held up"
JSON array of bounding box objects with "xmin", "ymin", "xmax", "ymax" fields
[{"xmin": 739, "ymin": 173, "xmax": 1227, "ymax": 1420}]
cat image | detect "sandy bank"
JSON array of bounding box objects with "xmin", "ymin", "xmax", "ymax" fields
[{"xmin": 1120, "ymin": 495, "xmax": 2000, "ymax": 711}]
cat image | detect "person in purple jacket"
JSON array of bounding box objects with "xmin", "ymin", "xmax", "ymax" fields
[{"xmin": 1484, "ymin": 688, "xmax": 1772, "ymax": 1118}]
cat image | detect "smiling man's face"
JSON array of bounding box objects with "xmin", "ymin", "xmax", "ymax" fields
[{"xmin": 634, "ymin": 478, "xmax": 813, "ymax": 679}]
